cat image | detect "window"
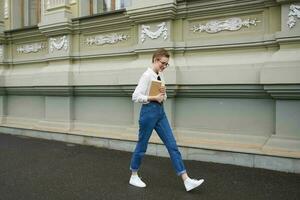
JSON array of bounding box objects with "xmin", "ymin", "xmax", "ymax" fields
[
  {"xmin": 90, "ymin": 0, "xmax": 131, "ymax": 15},
  {"xmin": 22, "ymin": 0, "xmax": 41, "ymax": 27}
]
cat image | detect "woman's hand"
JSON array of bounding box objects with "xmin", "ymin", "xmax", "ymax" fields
[
  {"xmin": 148, "ymin": 93, "xmax": 165, "ymax": 103},
  {"xmin": 155, "ymin": 93, "xmax": 165, "ymax": 103},
  {"xmin": 159, "ymin": 86, "xmax": 166, "ymax": 94}
]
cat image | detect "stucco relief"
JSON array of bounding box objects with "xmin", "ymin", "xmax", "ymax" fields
[
  {"xmin": 17, "ymin": 43, "xmax": 45, "ymax": 54},
  {"xmin": 49, "ymin": 35, "xmax": 69, "ymax": 52},
  {"xmin": 191, "ymin": 17, "xmax": 260, "ymax": 33},
  {"xmin": 86, "ymin": 33, "xmax": 129, "ymax": 46},
  {"xmin": 140, "ymin": 22, "xmax": 168, "ymax": 43},
  {"xmin": 288, "ymin": 4, "xmax": 300, "ymax": 29}
]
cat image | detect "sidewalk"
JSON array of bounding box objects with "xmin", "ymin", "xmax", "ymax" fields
[{"xmin": 0, "ymin": 133, "xmax": 299, "ymax": 200}]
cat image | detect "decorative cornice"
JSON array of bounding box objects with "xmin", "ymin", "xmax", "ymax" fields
[
  {"xmin": 0, "ymin": 32, "xmax": 5, "ymax": 43},
  {"xmin": 287, "ymin": 4, "xmax": 300, "ymax": 29},
  {"xmin": 141, "ymin": 22, "xmax": 168, "ymax": 43},
  {"xmin": 17, "ymin": 43, "xmax": 46, "ymax": 54},
  {"xmin": 3, "ymin": 86, "xmax": 131, "ymax": 97},
  {"xmin": 38, "ymin": 21, "xmax": 73, "ymax": 37},
  {"xmin": 264, "ymin": 85, "xmax": 300, "ymax": 99},
  {"xmin": 191, "ymin": 18, "xmax": 260, "ymax": 33},
  {"xmin": 3, "ymin": 85, "xmax": 299, "ymax": 99},
  {"xmin": 2, "ymin": 85, "xmax": 300, "ymax": 99},
  {"xmin": 276, "ymin": 0, "xmax": 298, "ymax": 4},
  {"xmin": 74, "ymin": 86, "xmax": 133, "ymax": 97},
  {"xmin": 175, "ymin": 85, "xmax": 270, "ymax": 98},
  {"xmin": 5, "ymin": 87, "xmax": 73, "ymax": 96},
  {"xmin": 4, "ymin": 26, "xmax": 43, "ymax": 41},
  {"xmin": 127, "ymin": 3, "xmax": 177, "ymax": 23},
  {"xmin": 86, "ymin": 33, "xmax": 129, "ymax": 46},
  {"xmin": 0, "ymin": 87, "xmax": 5, "ymax": 95},
  {"xmin": 177, "ymin": 0, "xmax": 277, "ymax": 19}
]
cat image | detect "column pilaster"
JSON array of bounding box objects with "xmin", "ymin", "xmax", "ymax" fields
[{"xmin": 39, "ymin": 0, "xmax": 72, "ymax": 36}]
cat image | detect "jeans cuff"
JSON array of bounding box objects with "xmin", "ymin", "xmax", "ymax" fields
[
  {"xmin": 130, "ymin": 167, "xmax": 138, "ymax": 172},
  {"xmin": 177, "ymin": 169, "xmax": 187, "ymax": 176}
]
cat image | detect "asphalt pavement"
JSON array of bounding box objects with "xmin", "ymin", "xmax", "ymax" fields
[{"xmin": 0, "ymin": 133, "xmax": 299, "ymax": 200}]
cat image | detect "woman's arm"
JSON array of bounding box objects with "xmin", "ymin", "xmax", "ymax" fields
[
  {"xmin": 132, "ymin": 73, "xmax": 150, "ymax": 103},
  {"xmin": 132, "ymin": 73, "xmax": 165, "ymax": 103}
]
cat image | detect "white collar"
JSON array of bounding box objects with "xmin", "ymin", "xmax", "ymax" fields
[{"xmin": 147, "ymin": 67, "xmax": 159, "ymax": 78}]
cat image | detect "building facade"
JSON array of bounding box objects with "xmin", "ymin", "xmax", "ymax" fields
[{"xmin": 0, "ymin": 0, "xmax": 300, "ymax": 173}]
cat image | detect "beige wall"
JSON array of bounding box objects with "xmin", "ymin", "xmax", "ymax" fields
[{"xmin": 0, "ymin": 0, "xmax": 300, "ymax": 161}]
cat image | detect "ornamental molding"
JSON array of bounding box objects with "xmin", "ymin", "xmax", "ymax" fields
[
  {"xmin": 4, "ymin": 0, "xmax": 9, "ymax": 19},
  {"xmin": 141, "ymin": 22, "xmax": 168, "ymax": 43},
  {"xmin": 17, "ymin": 43, "xmax": 45, "ymax": 54},
  {"xmin": 86, "ymin": 33, "xmax": 129, "ymax": 46},
  {"xmin": 287, "ymin": 4, "xmax": 300, "ymax": 29},
  {"xmin": 191, "ymin": 17, "xmax": 260, "ymax": 33},
  {"xmin": 49, "ymin": 35, "xmax": 69, "ymax": 52}
]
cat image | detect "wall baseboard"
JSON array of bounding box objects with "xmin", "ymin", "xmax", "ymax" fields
[{"xmin": 0, "ymin": 126, "xmax": 299, "ymax": 174}]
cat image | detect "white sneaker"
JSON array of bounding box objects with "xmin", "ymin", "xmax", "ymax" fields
[
  {"xmin": 129, "ymin": 175, "xmax": 146, "ymax": 188},
  {"xmin": 184, "ymin": 178, "xmax": 204, "ymax": 192}
]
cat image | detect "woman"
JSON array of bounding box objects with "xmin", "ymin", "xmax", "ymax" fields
[{"xmin": 129, "ymin": 48, "xmax": 204, "ymax": 192}]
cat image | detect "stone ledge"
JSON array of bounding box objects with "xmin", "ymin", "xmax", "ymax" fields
[
  {"xmin": 1, "ymin": 119, "xmax": 299, "ymax": 159},
  {"xmin": 262, "ymin": 136, "xmax": 300, "ymax": 158},
  {"xmin": 0, "ymin": 126, "xmax": 299, "ymax": 173}
]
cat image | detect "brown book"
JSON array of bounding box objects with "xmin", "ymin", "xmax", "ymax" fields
[{"xmin": 149, "ymin": 80, "xmax": 162, "ymax": 96}]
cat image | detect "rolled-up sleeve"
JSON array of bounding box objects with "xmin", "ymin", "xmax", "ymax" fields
[{"xmin": 132, "ymin": 73, "xmax": 150, "ymax": 103}]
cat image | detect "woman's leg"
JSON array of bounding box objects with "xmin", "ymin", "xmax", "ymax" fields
[
  {"xmin": 130, "ymin": 127, "xmax": 153, "ymax": 172},
  {"xmin": 154, "ymin": 112, "xmax": 186, "ymax": 176},
  {"xmin": 130, "ymin": 104, "xmax": 159, "ymax": 172},
  {"xmin": 154, "ymin": 111, "xmax": 205, "ymax": 191}
]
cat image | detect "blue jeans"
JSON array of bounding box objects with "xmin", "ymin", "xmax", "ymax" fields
[{"xmin": 130, "ymin": 102, "xmax": 186, "ymax": 176}]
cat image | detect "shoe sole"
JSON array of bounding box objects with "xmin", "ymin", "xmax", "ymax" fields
[{"xmin": 129, "ymin": 181, "xmax": 146, "ymax": 188}]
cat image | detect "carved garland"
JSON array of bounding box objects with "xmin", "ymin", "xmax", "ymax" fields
[
  {"xmin": 17, "ymin": 43, "xmax": 45, "ymax": 54},
  {"xmin": 141, "ymin": 22, "xmax": 168, "ymax": 43},
  {"xmin": 191, "ymin": 17, "xmax": 260, "ymax": 33},
  {"xmin": 86, "ymin": 33, "xmax": 129, "ymax": 46},
  {"xmin": 49, "ymin": 36, "xmax": 69, "ymax": 52},
  {"xmin": 288, "ymin": 4, "xmax": 300, "ymax": 29}
]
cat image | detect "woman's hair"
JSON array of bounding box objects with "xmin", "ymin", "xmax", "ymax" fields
[{"xmin": 152, "ymin": 48, "xmax": 170, "ymax": 63}]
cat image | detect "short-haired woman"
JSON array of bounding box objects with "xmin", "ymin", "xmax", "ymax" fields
[{"xmin": 129, "ymin": 48, "xmax": 204, "ymax": 192}]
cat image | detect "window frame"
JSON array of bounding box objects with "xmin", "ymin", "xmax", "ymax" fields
[
  {"xmin": 90, "ymin": 0, "xmax": 130, "ymax": 15},
  {"xmin": 21, "ymin": 0, "xmax": 41, "ymax": 28}
]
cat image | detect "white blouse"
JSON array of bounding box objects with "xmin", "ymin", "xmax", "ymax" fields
[{"xmin": 132, "ymin": 68, "xmax": 167, "ymax": 104}]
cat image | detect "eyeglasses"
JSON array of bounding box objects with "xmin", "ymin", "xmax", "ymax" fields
[{"xmin": 158, "ymin": 60, "xmax": 169, "ymax": 68}]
